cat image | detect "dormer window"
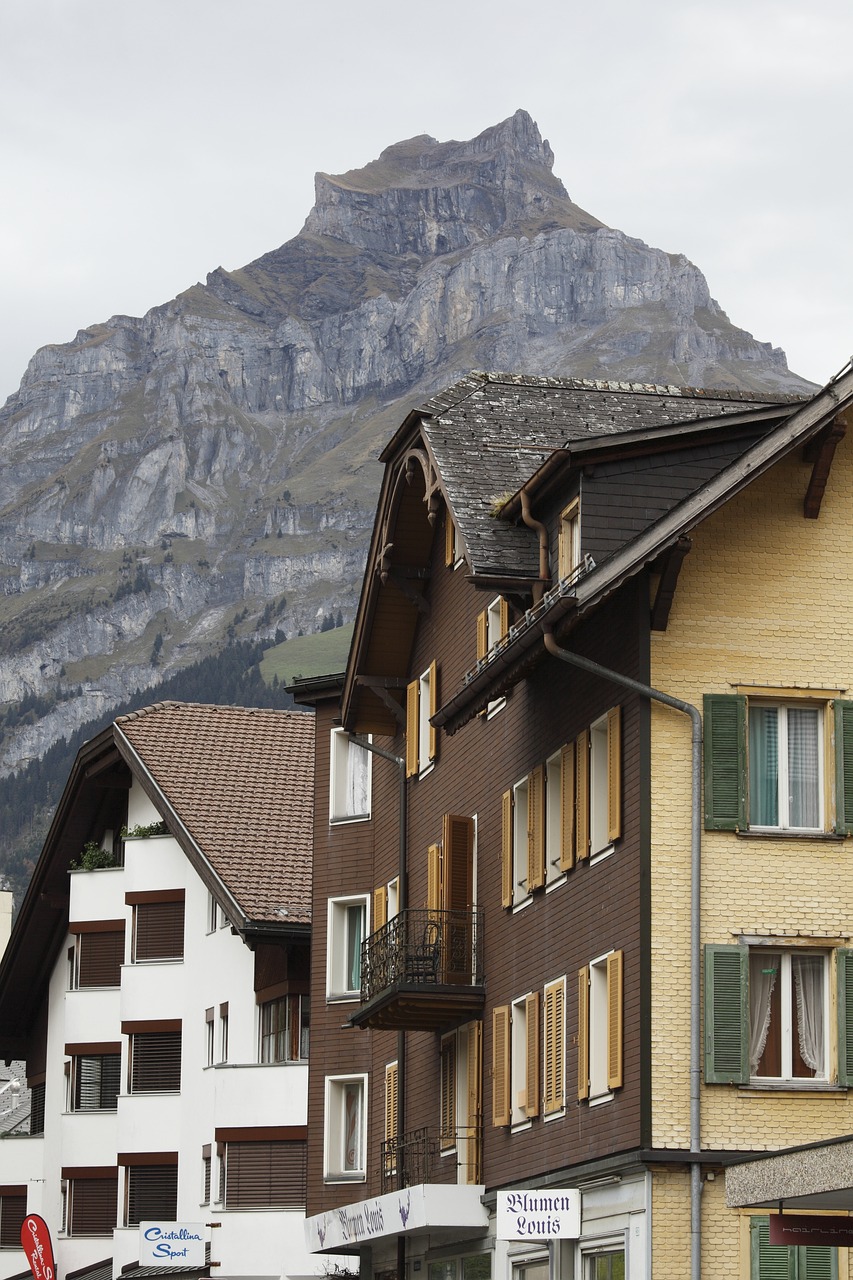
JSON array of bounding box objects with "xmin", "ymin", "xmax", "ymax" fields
[{"xmin": 558, "ymin": 498, "xmax": 581, "ymax": 582}]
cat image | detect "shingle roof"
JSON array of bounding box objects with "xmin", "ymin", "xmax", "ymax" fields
[
  {"xmin": 116, "ymin": 703, "xmax": 313, "ymax": 926},
  {"xmin": 414, "ymin": 371, "xmax": 804, "ymax": 578}
]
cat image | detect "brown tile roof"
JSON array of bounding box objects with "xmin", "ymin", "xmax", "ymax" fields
[{"xmin": 116, "ymin": 703, "xmax": 314, "ymax": 927}]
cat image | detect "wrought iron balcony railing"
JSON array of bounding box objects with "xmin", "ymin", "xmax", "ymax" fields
[
  {"xmin": 380, "ymin": 1121, "xmax": 483, "ymax": 1192},
  {"xmin": 360, "ymin": 908, "xmax": 484, "ymax": 1004}
]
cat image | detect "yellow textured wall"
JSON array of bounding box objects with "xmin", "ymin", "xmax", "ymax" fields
[{"xmin": 649, "ymin": 431, "xmax": 853, "ymax": 1162}]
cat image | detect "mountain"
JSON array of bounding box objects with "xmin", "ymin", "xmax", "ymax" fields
[{"xmin": 0, "ymin": 109, "xmax": 814, "ymax": 786}]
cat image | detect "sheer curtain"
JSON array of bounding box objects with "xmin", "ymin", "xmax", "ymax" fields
[
  {"xmin": 749, "ymin": 707, "xmax": 778, "ymax": 826},
  {"xmin": 793, "ymin": 954, "xmax": 825, "ymax": 1075},
  {"xmin": 347, "ymin": 740, "xmax": 370, "ymax": 816},
  {"xmin": 787, "ymin": 706, "xmax": 820, "ymax": 828},
  {"xmin": 749, "ymin": 951, "xmax": 779, "ymax": 1074}
]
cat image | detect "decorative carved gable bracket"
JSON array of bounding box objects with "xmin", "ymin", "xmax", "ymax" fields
[
  {"xmin": 355, "ymin": 676, "xmax": 407, "ymax": 726},
  {"xmin": 803, "ymin": 412, "xmax": 848, "ymax": 519},
  {"xmin": 384, "ymin": 570, "xmax": 430, "ymax": 614},
  {"xmin": 650, "ymin": 536, "xmax": 692, "ymax": 631}
]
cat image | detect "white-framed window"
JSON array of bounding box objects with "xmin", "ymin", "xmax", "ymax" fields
[
  {"xmin": 485, "ymin": 598, "xmax": 507, "ymax": 715},
  {"xmin": 512, "ymin": 776, "xmax": 530, "ymax": 903},
  {"xmin": 581, "ymin": 1245, "xmax": 625, "ymax": 1280},
  {"xmin": 259, "ymin": 993, "xmax": 309, "ymax": 1063},
  {"xmin": 558, "ymin": 497, "xmax": 581, "ymax": 583},
  {"xmin": 440, "ymin": 1022, "xmax": 482, "ymax": 1183},
  {"xmin": 545, "ymin": 749, "xmax": 564, "ymax": 884},
  {"xmin": 205, "ymin": 1007, "xmax": 214, "ymax": 1067},
  {"xmin": 578, "ymin": 950, "xmax": 623, "ymax": 1103},
  {"xmin": 502, "ymin": 770, "xmax": 545, "ymax": 907},
  {"xmin": 510, "ymin": 992, "xmax": 540, "ymax": 1126},
  {"xmin": 206, "ymin": 892, "xmax": 218, "ymax": 933},
  {"xmin": 324, "ymin": 1074, "xmax": 367, "ymax": 1181},
  {"xmin": 329, "ymin": 729, "xmax": 372, "ymax": 822},
  {"xmin": 589, "ymin": 715, "xmax": 613, "ymax": 858},
  {"xmin": 326, "ymin": 895, "xmax": 369, "ymax": 1000},
  {"xmin": 219, "ymin": 1003, "xmax": 229, "ymax": 1063},
  {"xmin": 748, "ymin": 703, "xmax": 823, "ymax": 831},
  {"xmin": 750, "ymin": 950, "xmax": 828, "ymax": 1082},
  {"xmin": 406, "ymin": 662, "xmax": 438, "ymax": 778}
]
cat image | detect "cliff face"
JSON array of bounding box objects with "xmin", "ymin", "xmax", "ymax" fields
[{"xmin": 0, "ymin": 109, "xmax": 813, "ymax": 773}]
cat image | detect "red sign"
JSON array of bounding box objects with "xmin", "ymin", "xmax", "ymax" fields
[
  {"xmin": 20, "ymin": 1215, "xmax": 55, "ymax": 1280},
  {"xmin": 769, "ymin": 1214, "xmax": 853, "ymax": 1247}
]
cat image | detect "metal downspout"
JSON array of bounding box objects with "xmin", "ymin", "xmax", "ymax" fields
[
  {"xmin": 520, "ymin": 488, "xmax": 550, "ymax": 605},
  {"xmin": 541, "ymin": 630, "xmax": 703, "ymax": 1280}
]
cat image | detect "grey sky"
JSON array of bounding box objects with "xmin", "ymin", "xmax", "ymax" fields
[{"xmin": 1, "ymin": 0, "xmax": 851, "ymax": 404}]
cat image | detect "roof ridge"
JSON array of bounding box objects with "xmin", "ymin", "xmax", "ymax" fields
[
  {"xmin": 116, "ymin": 702, "xmax": 309, "ymax": 724},
  {"xmin": 470, "ymin": 370, "xmax": 807, "ymax": 404}
]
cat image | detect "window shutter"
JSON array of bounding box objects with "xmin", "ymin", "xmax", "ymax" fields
[
  {"xmin": 68, "ymin": 1176, "xmax": 118, "ymax": 1237},
  {"xmin": 703, "ymin": 694, "xmax": 747, "ymax": 830},
  {"xmin": 406, "ymin": 680, "xmax": 419, "ymax": 777},
  {"xmin": 607, "ymin": 706, "xmax": 622, "ymax": 843},
  {"xmin": 465, "ymin": 1021, "xmax": 482, "ymax": 1183},
  {"xmin": 385, "ymin": 1062, "xmax": 398, "ymax": 1145},
  {"xmin": 750, "ymin": 1215, "xmax": 837, "ymax": 1280},
  {"xmin": 544, "ymin": 980, "xmax": 565, "ymax": 1114},
  {"xmin": 476, "ymin": 610, "xmax": 488, "ymax": 661},
  {"xmin": 499, "ymin": 597, "xmax": 509, "ymax": 639},
  {"xmin": 528, "ymin": 765, "xmax": 545, "ymax": 890},
  {"xmin": 836, "ymin": 949, "xmax": 853, "ymax": 1086},
  {"xmin": 525, "ymin": 992, "xmax": 540, "ymax": 1118},
  {"xmin": 428, "ymin": 659, "xmax": 438, "ymax": 762},
  {"xmin": 501, "ymin": 790, "xmax": 514, "ymax": 907},
  {"xmin": 492, "ymin": 1006, "xmax": 510, "ymax": 1126},
  {"xmin": 606, "ymin": 950, "xmax": 624, "ymax": 1090},
  {"xmin": 126, "ymin": 1164, "xmax": 178, "ymax": 1225},
  {"xmin": 704, "ymin": 944, "xmax": 748, "ymax": 1083},
  {"xmin": 224, "ymin": 1141, "xmax": 306, "ymax": 1209},
  {"xmin": 800, "ymin": 1242, "xmax": 838, "ymax": 1279},
  {"xmin": 78, "ymin": 930, "xmax": 125, "ymax": 987},
  {"xmin": 560, "ymin": 742, "xmax": 576, "ymax": 871},
  {"xmin": 577, "ymin": 966, "xmax": 589, "ymax": 1101},
  {"xmin": 576, "ymin": 730, "xmax": 590, "ymax": 860},
  {"xmin": 0, "ymin": 1195, "xmax": 27, "ymax": 1248},
  {"xmin": 427, "ymin": 843, "xmax": 442, "ymax": 912},
  {"xmin": 440, "ymin": 1036, "xmax": 457, "ymax": 1147},
  {"xmin": 834, "ymin": 700, "xmax": 853, "ymax": 834},
  {"xmin": 134, "ymin": 901, "xmax": 184, "ymax": 961},
  {"xmin": 373, "ymin": 886, "xmax": 387, "ymax": 930},
  {"xmin": 445, "ymin": 513, "xmax": 455, "ymax": 567}
]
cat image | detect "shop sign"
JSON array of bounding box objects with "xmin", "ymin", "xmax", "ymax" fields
[
  {"xmin": 140, "ymin": 1222, "xmax": 206, "ymax": 1265},
  {"xmin": 769, "ymin": 1214, "xmax": 853, "ymax": 1248},
  {"xmin": 21, "ymin": 1215, "xmax": 55, "ymax": 1280},
  {"xmin": 497, "ymin": 1190, "xmax": 581, "ymax": 1240}
]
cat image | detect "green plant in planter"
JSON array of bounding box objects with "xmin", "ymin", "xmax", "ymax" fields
[
  {"xmin": 70, "ymin": 841, "xmax": 117, "ymax": 871},
  {"xmin": 119, "ymin": 820, "xmax": 169, "ymax": 839}
]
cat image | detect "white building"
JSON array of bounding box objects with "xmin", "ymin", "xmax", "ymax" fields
[{"xmin": 0, "ymin": 702, "xmax": 319, "ymax": 1280}]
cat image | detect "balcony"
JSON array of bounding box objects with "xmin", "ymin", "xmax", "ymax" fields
[
  {"xmin": 380, "ymin": 1123, "xmax": 482, "ymax": 1193},
  {"xmin": 351, "ymin": 908, "xmax": 485, "ymax": 1031}
]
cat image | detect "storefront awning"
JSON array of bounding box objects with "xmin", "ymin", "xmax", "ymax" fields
[{"xmin": 305, "ymin": 1183, "xmax": 489, "ymax": 1254}]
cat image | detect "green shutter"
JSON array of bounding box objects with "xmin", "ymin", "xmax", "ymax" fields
[
  {"xmin": 834, "ymin": 700, "xmax": 853, "ymax": 834},
  {"xmin": 704, "ymin": 944, "xmax": 748, "ymax": 1084},
  {"xmin": 750, "ymin": 1216, "xmax": 837, "ymax": 1280},
  {"xmin": 837, "ymin": 949, "xmax": 853, "ymax": 1086},
  {"xmin": 799, "ymin": 1243, "xmax": 837, "ymax": 1280},
  {"xmin": 703, "ymin": 694, "xmax": 747, "ymax": 830}
]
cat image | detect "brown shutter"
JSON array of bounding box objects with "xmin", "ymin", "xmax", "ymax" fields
[
  {"xmin": 440, "ymin": 1036, "xmax": 457, "ymax": 1148},
  {"xmin": 607, "ymin": 706, "xmax": 622, "ymax": 843},
  {"xmin": 560, "ymin": 742, "xmax": 576, "ymax": 872},
  {"xmin": 476, "ymin": 610, "xmax": 487, "ymax": 661},
  {"xmin": 68, "ymin": 1175, "xmax": 118, "ymax": 1236},
  {"xmin": 427, "ymin": 844, "xmax": 442, "ymax": 912},
  {"xmin": 225, "ymin": 1140, "xmax": 306, "ymax": 1209},
  {"xmin": 445, "ymin": 513, "xmax": 455, "ymax": 566},
  {"xmin": 465, "ymin": 1022, "xmax": 482, "ymax": 1183},
  {"xmin": 130, "ymin": 1031, "xmax": 181, "ymax": 1093},
  {"xmin": 501, "ymin": 790, "xmax": 514, "ymax": 907},
  {"xmin": 492, "ymin": 1006, "xmax": 510, "ymax": 1127},
  {"xmin": 578, "ymin": 966, "xmax": 590, "ymax": 1100},
  {"xmin": 77, "ymin": 929, "xmax": 125, "ymax": 987},
  {"xmin": 0, "ymin": 1195, "xmax": 26, "ymax": 1248},
  {"xmin": 576, "ymin": 730, "xmax": 590, "ymax": 861},
  {"xmin": 133, "ymin": 901, "xmax": 184, "ymax": 961},
  {"xmin": 125, "ymin": 1164, "xmax": 178, "ymax": 1225},
  {"xmin": 607, "ymin": 950, "xmax": 624, "ymax": 1090},
  {"xmin": 442, "ymin": 814, "xmax": 473, "ymax": 913},
  {"xmin": 499, "ymin": 596, "xmax": 509, "ymax": 638},
  {"xmin": 428, "ymin": 659, "xmax": 438, "ymax": 763},
  {"xmin": 525, "ymin": 992, "xmax": 540, "ymax": 1118},
  {"xmin": 543, "ymin": 980, "xmax": 565, "ymax": 1114},
  {"xmin": 528, "ymin": 765, "xmax": 545, "ymax": 890},
  {"xmin": 373, "ymin": 886, "xmax": 387, "ymax": 930},
  {"xmin": 406, "ymin": 680, "xmax": 419, "ymax": 777},
  {"xmin": 385, "ymin": 1062, "xmax": 398, "ymax": 1146}
]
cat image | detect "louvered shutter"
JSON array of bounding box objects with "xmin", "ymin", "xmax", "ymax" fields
[
  {"xmin": 492, "ymin": 1006, "xmax": 510, "ymax": 1126},
  {"xmin": 577, "ymin": 966, "xmax": 589, "ymax": 1101},
  {"xmin": 606, "ymin": 950, "xmax": 624, "ymax": 1090},
  {"xmin": 465, "ymin": 1022, "xmax": 482, "ymax": 1183},
  {"xmin": 525, "ymin": 992, "xmax": 540, "ymax": 1118},
  {"xmin": 607, "ymin": 706, "xmax": 622, "ymax": 842},
  {"xmin": 385, "ymin": 1062, "xmax": 398, "ymax": 1145},
  {"xmin": 78, "ymin": 930, "xmax": 125, "ymax": 986},
  {"xmin": 374, "ymin": 886, "xmax": 387, "ymax": 930},
  {"xmin": 440, "ymin": 1037, "xmax": 457, "ymax": 1148},
  {"xmin": 130, "ymin": 1031, "xmax": 182, "ymax": 1092},
  {"xmin": 499, "ymin": 597, "xmax": 509, "ymax": 638},
  {"xmin": 126, "ymin": 1164, "xmax": 178, "ymax": 1225},
  {"xmin": 836, "ymin": 949, "xmax": 853, "ymax": 1086},
  {"xmin": 834, "ymin": 700, "xmax": 853, "ymax": 834},
  {"xmin": 202, "ymin": 1146, "xmax": 211, "ymax": 1204},
  {"xmin": 68, "ymin": 1176, "xmax": 118, "ymax": 1236},
  {"xmin": 750, "ymin": 1215, "xmax": 837, "ymax": 1280},
  {"xmin": 406, "ymin": 680, "xmax": 419, "ymax": 776},
  {"xmin": 703, "ymin": 694, "xmax": 747, "ymax": 830},
  {"xmin": 704, "ymin": 944, "xmax": 748, "ymax": 1083},
  {"xmin": 134, "ymin": 901, "xmax": 184, "ymax": 961},
  {"xmin": 225, "ymin": 1140, "xmax": 307, "ymax": 1209},
  {"xmin": 476, "ymin": 611, "xmax": 488, "ymax": 661},
  {"xmin": 445, "ymin": 513, "xmax": 455, "ymax": 566},
  {"xmin": 576, "ymin": 731, "xmax": 590, "ymax": 860},
  {"xmin": 528, "ymin": 765, "xmax": 545, "ymax": 890},
  {"xmin": 560, "ymin": 742, "xmax": 576, "ymax": 871},
  {"xmin": 501, "ymin": 790, "xmax": 514, "ymax": 907},
  {"xmin": 544, "ymin": 980, "xmax": 565, "ymax": 1114}
]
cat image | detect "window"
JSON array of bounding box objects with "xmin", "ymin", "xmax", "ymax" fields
[
  {"xmin": 326, "ymin": 896, "xmax": 368, "ymax": 1000},
  {"xmin": 219, "ymin": 1003, "xmax": 229, "ymax": 1063},
  {"xmin": 705, "ymin": 945, "xmax": 848, "ymax": 1085},
  {"xmin": 128, "ymin": 892, "xmax": 185, "ymax": 961},
  {"xmin": 560, "ymin": 709, "xmax": 622, "ymax": 862},
  {"xmin": 543, "ymin": 977, "xmax": 566, "ymax": 1115},
  {"xmin": 374, "ymin": 877, "xmax": 400, "ymax": 929},
  {"xmin": 704, "ymin": 694, "xmax": 853, "ymax": 833},
  {"xmin": 71, "ymin": 1051, "xmax": 120, "ymax": 1110},
  {"xmin": 406, "ymin": 662, "xmax": 438, "ymax": 777},
  {"xmin": 127, "ymin": 1026, "xmax": 182, "ymax": 1093},
  {"xmin": 205, "ymin": 1007, "xmax": 215, "ymax": 1066},
  {"xmin": 0, "ymin": 1189, "xmax": 26, "ymax": 1249},
  {"xmin": 207, "ymin": 892, "xmax": 219, "ymax": 933},
  {"xmin": 324, "ymin": 1075, "xmax": 367, "ymax": 1181},
  {"xmin": 65, "ymin": 1175, "xmax": 118, "ymax": 1236},
  {"xmin": 330, "ymin": 729, "xmax": 372, "ymax": 821},
  {"xmin": 124, "ymin": 1161, "xmax": 178, "ymax": 1226},
  {"xmin": 259, "ymin": 994, "xmax": 309, "ymax": 1063},
  {"xmin": 502, "ymin": 769, "xmax": 544, "ymax": 906},
  {"xmin": 221, "ymin": 1138, "xmax": 307, "ymax": 1209},
  {"xmin": 476, "ymin": 598, "xmax": 509, "ymax": 715},
  {"xmin": 583, "ymin": 1251, "xmax": 625, "ymax": 1280},
  {"xmin": 439, "ymin": 1023, "xmax": 482, "ymax": 1183},
  {"xmin": 558, "ymin": 498, "xmax": 581, "ymax": 582},
  {"xmin": 70, "ymin": 925, "xmax": 125, "ymax": 988},
  {"xmin": 750, "ymin": 1215, "xmax": 836, "ymax": 1278},
  {"xmin": 202, "ymin": 1146, "xmax": 211, "ymax": 1205},
  {"xmin": 29, "ymin": 1080, "xmax": 45, "ymax": 1135},
  {"xmin": 493, "ymin": 995, "xmax": 540, "ymax": 1127},
  {"xmin": 578, "ymin": 951, "xmax": 623, "ymax": 1102}
]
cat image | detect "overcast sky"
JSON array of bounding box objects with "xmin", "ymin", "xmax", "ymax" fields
[{"xmin": 1, "ymin": 0, "xmax": 851, "ymax": 404}]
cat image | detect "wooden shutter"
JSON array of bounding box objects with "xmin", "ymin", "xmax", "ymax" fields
[
  {"xmin": 130, "ymin": 1030, "xmax": 182, "ymax": 1093},
  {"xmin": 406, "ymin": 680, "xmax": 419, "ymax": 777},
  {"xmin": 0, "ymin": 1194, "xmax": 26, "ymax": 1248},
  {"xmin": 560, "ymin": 742, "xmax": 576, "ymax": 871},
  {"xmin": 835, "ymin": 700, "xmax": 853, "ymax": 834},
  {"xmin": 501, "ymin": 790, "xmax": 514, "ymax": 907},
  {"xmin": 442, "ymin": 814, "xmax": 474, "ymax": 983},
  {"xmin": 576, "ymin": 730, "xmax": 590, "ymax": 860},
  {"xmin": 577, "ymin": 966, "xmax": 589, "ymax": 1101},
  {"xmin": 607, "ymin": 706, "xmax": 622, "ymax": 843},
  {"xmin": 606, "ymin": 950, "xmax": 624, "ymax": 1090},
  {"xmin": 428, "ymin": 659, "xmax": 438, "ymax": 763},
  {"xmin": 837, "ymin": 949, "xmax": 853, "ymax": 1086},
  {"xmin": 440, "ymin": 1036, "xmax": 457, "ymax": 1148},
  {"xmin": 134, "ymin": 901, "xmax": 184, "ymax": 961},
  {"xmin": 126, "ymin": 1164, "xmax": 178, "ymax": 1225},
  {"xmin": 385, "ymin": 1062, "xmax": 398, "ymax": 1145},
  {"xmin": 78, "ymin": 929, "xmax": 125, "ymax": 987},
  {"xmin": 445, "ymin": 512, "xmax": 455, "ymax": 566},
  {"xmin": 750, "ymin": 1215, "xmax": 837, "ymax": 1280},
  {"xmin": 373, "ymin": 886, "xmax": 387, "ymax": 931},
  {"xmin": 704, "ymin": 944, "xmax": 749, "ymax": 1084},
  {"xmin": 427, "ymin": 843, "xmax": 442, "ymax": 912},
  {"xmin": 68, "ymin": 1175, "xmax": 118, "ymax": 1236},
  {"xmin": 476, "ymin": 610, "xmax": 488, "ymax": 661},
  {"xmin": 492, "ymin": 1006, "xmax": 510, "ymax": 1126},
  {"xmin": 543, "ymin": 979, "xmax": 565, "ymax": 1114},
  {"xmin": 703, "ymin": 694, "xmax": 747, "ymax": 830},
  {"xmin": 528, "ymin": 765, "xmax": 545, "ymax": 890},
  {"xmin": 465, "ymin": 1022, "xmax": 482, "ymax": 1183},
  {"xmin": 499, "ymin": 596, "xmax": 509, "ymax": 638},
  {"xmin": 525, "ymin": 992, "xmax": 540, "ymax": 1118},
  {"xmin": 225, "ymin": 1140, "xmax": 306, "ymax": 1209}
]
